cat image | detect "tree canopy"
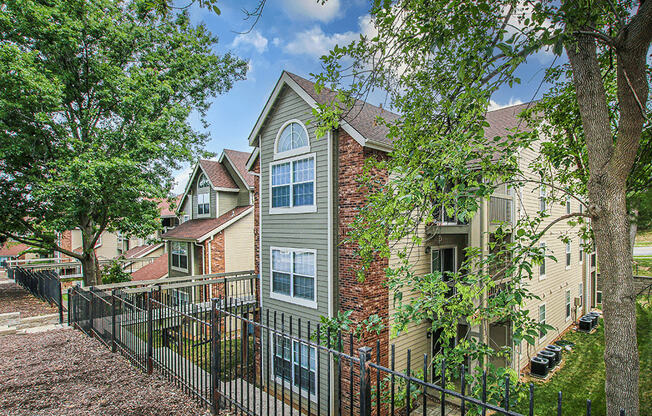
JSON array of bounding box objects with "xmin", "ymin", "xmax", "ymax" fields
[{"xmin": 0, "ymin": 0, "xmax": 247, "ymax": 285}]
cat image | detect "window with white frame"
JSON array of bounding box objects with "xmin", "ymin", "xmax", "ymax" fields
[
  {"xmin": 273, "ymin": 335, "xmax": 316, "ymax": 394},
  {"xmin": 539, "ymin": 185, "xmax": 547, "ymax": 213},
  {"xmin": 539, "ymin": 242, "xmax": 546, "ymax": 278},
  {"xmin": 271, "ymin": 156, "xmax": 315, "ymax": 210},
  {"xmin": 579, "ymin": 239, "xmax": 584, "ymax": 263},
  {"xmin": 271, "ymin": 248, "xmax": 316, "ymax": 305},
  {"xmin": 539, "ymin": 304, "xmax": 546, "ymax": 338},
  {"xmin": 171, "ymin": 241, "xmax": 188, "ymax": 270},
  {"xmin": 431, "ymin": 247, "xmax": 456, "ymax": 281},
  {"xmin": 198, "ymin": 173, "xmax": 211, "ymax": 189},
  {"xmin": 171, "ymin": 289, "xmax": 190, "ymax": 307},
  {"xmin": 276, "ymin": 121, "xmax": 309, "ymax": 156},
  {"xmin": 198, "ymin": 193, "xmax": 210, "ymax": 215},
  {"xmin": 566, "ymin": 241, "xmax": 572, "ymax": 267},
  {"xmin": 566, "ymin": 197, "xmax": 571, "ymax": 214},
  {"xmin": 579, "ymin": 283, "xmax": 583, "ymax": 306},
  {"xmin": 565, "ymin": 290, "xmax": 571, "ymax": 320}
]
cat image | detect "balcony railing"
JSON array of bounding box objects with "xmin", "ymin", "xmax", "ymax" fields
[
  {"xmin": 489, "ymin": 195, "xmax": 513, "ymax": 224},
  {"xmin": 433, "ymin": 205, "xmax": 467, "ymax": 226}
]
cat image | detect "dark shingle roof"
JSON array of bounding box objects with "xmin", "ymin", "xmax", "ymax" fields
[
  {"xmin": 161, "ymin": 205, "xmax": 252, "ymax": 242},
  {"xmin": 484, "ymin": 102, "xmax": 532, "ymax": 139},
  {"xmin": 122, "ymin": 243, "xmax": 163, "ymax": 259},
  {"xmin": 224, "ymin": 149, "xmax": 255, "ymax": 188},
  {"xmin": 286, "ymin": 72, "xmax": 400, "ymax": 146},
  {"xmin": 131, "ymin": 255, "xmax": 168, "ymax": 281},
  {"xmin": 199, "ymin": 159, "xmax": 238, "ymax": 190},
  {"xmin": 0, "ymin": 242, "xmax": 30, "ymax": 257}
]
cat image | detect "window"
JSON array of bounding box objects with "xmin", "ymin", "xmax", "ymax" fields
[
  {"xmin": 270, "ymin": 156, "xmax": 315, "ymax": 212},
  {"xmin": 182, "ymin": 215, "xmax": 190, "ymax": 223},
  {"xmin": 539, "ymin": 242, "xmax": 546, "ymax": 278},
  {"xmin": 579, "ymin": 239, "xmax": 584, "ymax": 263},
  {"xmin": 566, "ymin": 241, "xmax": 572, "ymax": 268},
  {"xmin": 566, "ymin": 197, "xmax": 571, "ymax": 214},
  {"xmin": 431, "ymin": 247, "xmax": 457, "ymax": 281},
  {"xmin": 565, "ymin": 290, "xmax": 571, "ymax": 320},
  {"xmin": 276, "ymin": 121, "xmax": 309, "ymax": 156},
  {"xmin": 271, "ymin": 248, "xmax": 316, "ymax": 307},
  {"xmin": 273, "ymin": 335, "xmax": 316, "ymax": 395},
  {"xmin": 198, "ymin": 193, "xmax": 210, "ymax": 215},
  {"xmin": 198, "ymin": 173, "xmax": 211, "ymax": 188},
  {"xmin": 579, "ymin": 283, "xmax": 583, "ymax": 307},
  {"xmin": 171, "ymin": 241, "xmax": 188, "ymax": 270},
  {"xmin": 539, "ymin": 304, "xmax": 546, "ymax": 338},
  {"xmin": 171, "ymin": 289, "xmax": 190, "ymax": 307},
  {"xmin": 539, "ymin": 185, "xmax": 547, "ymax": 213}
]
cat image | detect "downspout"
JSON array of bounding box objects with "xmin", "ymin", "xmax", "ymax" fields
[{"xmin": 480, "ymin": 196, "xmax": 489, "ymax": 369}]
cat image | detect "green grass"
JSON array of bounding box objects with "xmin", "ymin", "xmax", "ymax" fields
[
  {"xmin": 633, "ymin": 256, "xmax": 652, "ymax": 277},
  {"xmin": 515, "ymin": 301, "xmax": 652, "ymax": 415}
]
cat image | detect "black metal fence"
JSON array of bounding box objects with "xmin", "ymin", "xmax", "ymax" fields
[
  {"xmin": 69, "ymin": 284, "xmax": 623, "ymax": 416},
  {"xmin": 8, "ymin": 266, "xmax": 64, "ymax": 323}
]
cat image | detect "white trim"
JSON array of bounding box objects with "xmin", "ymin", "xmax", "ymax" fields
[
  {"xmin": 246, "ymin": 147, "xmax": 260, "ymax": 172},
  {"xmin": 219, "ymin": 151, "xmax": 254, "ymax": 190},
  {"xmin": 247, "ymin": 72, "xmax": 368, "ymax": 150},
  {"xmin": 565, "ymin": 241, "xmax": 572, "ymax": 270},
  {"xmin": 269, "ymin": 153, "xmax": 317, "ymax": 215},
  {"xmin": 538, "ymin": 241, "xmax": 547, "ymax": 280},
  {"xmin": 269, "ymin": 335, "xmax": 318, "ymax": 402},
  {"xmin": 274, "ymin": 119, "xmax": 311, "ymax": 160},
  {"xmin": 208, "ymin": 235, "xmax": 213, "ymax": 274},
  {"xmin": 258, "ymin": 163, "xmax": 263, "ymax": 310},
  {"xmin": 430, "ymin": 245, "xmax": 458, "ymax": 274},
  {"xmin": 269, "ymin": 246, "xmax": 318, "ymax": 309},
  {"xmin": 171, "ymin": 241, "xmax": 189, "ymax": 272},
  {"xmin": 565, "ymin": 289, "xmax": 572, "ymax": 321},
  {"xmin": 197, "ymin": 192, "xmax": 211, "ymax": 218},
  {"xmin": 196, "ymin": 207, "xmax": 254, "ymax": 242},
  {"xmin": 214, "ymin": 187, "xmax": 240, "ymax": 193}
]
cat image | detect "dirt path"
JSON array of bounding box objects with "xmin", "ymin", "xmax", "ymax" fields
[
  {"xmin": 0, "ymin": 281, "xmax": 58, "ymax": 317},
  {"xmin": 0, "ymin": 329, "xmax": 211, "ymax": 415}
]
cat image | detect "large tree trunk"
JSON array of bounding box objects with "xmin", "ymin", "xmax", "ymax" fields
[
  {"xmin": 566, "ymin": 25, "xmax": 646, "ymax": 416},
  {"xmin": 81, "ymin": 227, "xmax": 101, "ymax": 287}
]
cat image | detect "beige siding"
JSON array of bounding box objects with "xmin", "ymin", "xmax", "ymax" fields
[
  {"xmin": 224, "ymin": 212, "xmax": 254, "ymax": 272},
  {"xmin": 218, "ymin": 192, "xmax": 239, "ymax": 216},
  {"xmin": 514, "ymin": 143, "xmax": 586, "ymax": 370}
]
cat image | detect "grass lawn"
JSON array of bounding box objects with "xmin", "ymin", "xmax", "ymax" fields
[
  {"xmin": 515, "ymin": 301, "xmax": 651, "ymax": 415},
  {"xmin": 635, "ymin": 230, "xmax": 652, "ymax": 247},
  {"xmin": 633, "ymin": 256, "xmax": 652, "ymax": 277}
]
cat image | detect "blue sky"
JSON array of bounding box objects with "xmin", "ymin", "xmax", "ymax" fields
[{"xmin": 174, "ymin": 0, "xmax": 560, "ymax": 193}]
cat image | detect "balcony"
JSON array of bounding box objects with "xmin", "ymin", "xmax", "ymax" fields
[{"xmin": 489, "ymin": 195, "xmax": 513, "ymax": 224}]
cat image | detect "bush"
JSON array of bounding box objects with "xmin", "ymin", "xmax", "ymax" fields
[{"xmin": 101, "ymin": 260, "xmax": 132, "ymax": 284}]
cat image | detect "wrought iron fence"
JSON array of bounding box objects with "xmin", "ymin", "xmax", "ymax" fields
[
  {"xmin": 68, "ymin": 279, "xmax": 625, "ymax": 416},
  {"xmin": 8, "ymin": 266, "xmax": 64, "ymax": 323}
]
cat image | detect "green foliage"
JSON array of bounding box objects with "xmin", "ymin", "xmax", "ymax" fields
[
  {"xmin": 0, "ymin": 0, "xmax": 246, "ymax": 283},
  {"xmin": 101, "ymin": 260, "xmax": 132, "ymax": 284},
  {"xmin": 312, "ymin": 310, "xmax": 386, "ymax": 350},
  {"xmin": 371, "ymin": 368, "xmax": 423, "ymax": 412}
]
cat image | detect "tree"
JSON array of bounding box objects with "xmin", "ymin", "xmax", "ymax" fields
[
  {"xmin": 0, "ymin": 0, "xmax": 247, "ymax": 286},
  {"xmin": 313, "ymin": 1, "xmax": 650, "ymax": 414}
]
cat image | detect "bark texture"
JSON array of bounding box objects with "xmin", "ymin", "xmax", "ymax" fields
[{"xmin": 565, "ymin": 1, "xmax": 652, "ymax": 412}]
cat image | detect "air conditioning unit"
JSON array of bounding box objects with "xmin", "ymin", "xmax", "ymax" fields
[
  {"xmin": 538, "ymin": 350, "xmax": 557, "ymax": 369},
  {"xmin": 545, "ymin": 345, "xmax": 562, "ymax": 365},
  {"xmin": 530, "ymin": 356, "xmax": 549, "ymax": 377},
  {"xmin": 579, "ymin": 316, "xmax": 593, "ymax": 331},
  {"xmin": 587, "ymin": 311, "xmax": 600, "ymax": 328},
  {"xmin": 574, "ymin": 297, "xmax": 582, "ymax": 307}
]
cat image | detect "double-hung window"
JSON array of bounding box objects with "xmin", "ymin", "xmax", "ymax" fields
[
  {"xmin": 198, "ymin": 193, "xmax": 210, "ymax": 215},
  {"xmin": 579, "ymin": 283, "xmax": 583, "ymax": 307},
  {"xmin": 539, "ymin": 242, "xmax": 546, "ymax": 279},
  {"xmin": 273, "ymin": 335, "xmax": 316, "ymax": 395},
  {"xmin": 431, "ymin": 247, "xmax": 456, "ymax": 281},
  {"xmin": 566, "ymin": 241, "xmax": 572, "ymax": 268},
  {"xmin": 565, "ymin": 290, "xmax": 571, "ymax": 320},
  {"xmin": 539, "ymin": 186, "xmax": 547, "ymax": 213},
  {"xmin": 171, "ymin": 241, "xmax": 188, "ymax": 271},
  {"xmin": 579, "ymin": 239, "xmax": 584, "ymax": 263},
  {"xmin": 566, "ymin": 197, "xmax": 571, "ymax": 214},
  {"xmin": 271, "ymin": 248, "xmax": 316, "ymax": 307},
  {"xmin": 271, "ymin": 156, "xmax": 315, "ymax": 212}
]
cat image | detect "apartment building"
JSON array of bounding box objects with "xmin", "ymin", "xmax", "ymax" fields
[{"xmin": 246, "ymin": 71, "xmax": 596, "ymax": 408}]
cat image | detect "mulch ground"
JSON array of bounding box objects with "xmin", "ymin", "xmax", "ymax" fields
[
  {"xmin": 0, "ymin": 329, "xmax": 212, "ymax": 416},
  {"xmin": 0, "ymin": 281, "xmax": 58, "ymax": 317}
]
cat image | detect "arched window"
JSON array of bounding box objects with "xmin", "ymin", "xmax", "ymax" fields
[
  {"xmin": 198, "ymin": 173, "xmax": 210, "ymax": 188},
  {"xmin": 275, "ymin": 120, "xmax": 309, "ymax": 156}
]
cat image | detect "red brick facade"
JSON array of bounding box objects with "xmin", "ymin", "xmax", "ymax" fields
[
  {"xmin": 206, "ymin": 232, "xmax": 226, "ymax": 298},
  {"xmin": 337, "ymin": 131, "xmax": 390, "ymax": 413},
  {"xmin": 252, "ymin": 157, "xmax": 260, "ymax": 276}
]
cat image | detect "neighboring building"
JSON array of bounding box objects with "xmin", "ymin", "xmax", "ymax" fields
[
  {"xmin": 0, "ymin": 241, "xmax": 41, "ymax": 266},
  {"xmin": 131, "ymin": 254, "xmax": 169, "ymax": 281},
  {"xmin": 161, "ymin": 149, "xmax": 255, "ymax": 287},
  {"xmin": 246, "ymin": 71, "xmax": 596, "ymax": 409}
]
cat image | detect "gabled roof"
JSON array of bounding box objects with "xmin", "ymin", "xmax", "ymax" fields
[
  {"xmin": 161, "ymin": 205, "xmax": 253, "ymax": 243},
  {"xmin": 122, "ymin": 243, "xmax": 163, "ymax": 259},
  {"xmin": 131, "ymin": 255, "xmax": 168, "ymax": 281},
  {"xmin": 484, "ymin": 102, "xmax": 532, "ymax": 139},
  {"xmin": 219, "ymin": 149, "xmax": 255, "ymax": 189},
  {"xmin": 248, "ymin": 71, "xmax": 399, "ymax": 152},
  {"xmin": 158, "ymin": 196, "xmax": 181, "ymax": 218}
]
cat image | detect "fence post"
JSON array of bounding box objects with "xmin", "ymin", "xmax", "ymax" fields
[
  {"xmin": 111, "ymin": 289, "xmax": 117, "ymax": 353},
  {"xmin": 359, "ymin": 346, "xmax": 373, "ymax": 416},
  {"xmin": 57, "ymin": 274, "xmax": 64, "ymax": 324},
  {"xmin": 89, "ymin": 287, "xmax": 95, "ymax": 335},
  {"xmin": 67, "ymin": 287, "xmax": 72, "ymax": 327},
  {"xmin": 146, "ymin": 290, "xmax": 153, "ymax": 374},
  {"xmin": 210, "ymin": 298, "xmax": 219, "ymax": 414}
]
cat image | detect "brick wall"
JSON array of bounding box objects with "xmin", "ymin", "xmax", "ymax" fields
[
  {"xmin": 252, "ymin": 156, "xmax": 260, "ymax": 276},
  {"xmin": 207, "ymin": 232, "xmax": 225, "ymax": 298},
  {"xmin": 337, "ymin": 131, "xmax": 390, "ymax": 414}
]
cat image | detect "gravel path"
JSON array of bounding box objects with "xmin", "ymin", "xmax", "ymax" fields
[
  {"xmin": 0, "ymin": 281, "xmax": 58, "ymax": 317},
  {"xmin": 0, "ymin": 329, "xmax": 212, "ymax": 416}
]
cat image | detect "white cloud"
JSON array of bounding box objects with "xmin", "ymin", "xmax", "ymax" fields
[
  {"xmin": 172, "ymin": 166, "xmax": 193, "ymax": 195},
  {"xmin": 272, "ymin": 37, "xmax": 282, "ymax": 47},
  {"xmin": 282, "ymin": 0, "xmax": 342, "ymax": 22},
  {"xmin": 488, "ymin": 97, "xmax": 524, "ymax": 111},
  {"xmin": 283, "ymin": 15, "xmax": 374, "ymax": 58},
  {"xmin": 232, "ymin": 30, "xmax": 268, "ymax": 53}
]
